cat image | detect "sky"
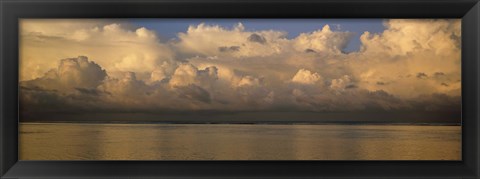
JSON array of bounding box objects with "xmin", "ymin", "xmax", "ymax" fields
[
  {"xmin": 129, "ymin": 19, "xmax": 386, "ymax": 52},
  {"xmin": 18, "ymin": 19, "xmax": 461, "ymax": 123}
]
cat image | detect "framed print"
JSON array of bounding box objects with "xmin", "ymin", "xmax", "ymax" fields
[
  {"xmin": 1, "ymin": 0, "xmax": 479, "ymax": 178},
  {"xmin": 18, "ymin": 18, "xmax": 463, "ymax": 161}
]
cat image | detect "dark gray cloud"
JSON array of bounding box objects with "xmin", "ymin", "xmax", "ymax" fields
[
  {"xmin": 409, "ymin": 93, "xmax": 461, "ymax": 112},
  {"xmin": 218, "ymin": 46, "xmax": 240, "ymax": 52},
  {"xmin": 19, "ymin": 53, "xmax": 461, "ymax": 123},
  {"xmin": 416, "ymin": 72, "xmax": 428, "ymax": 79},
  {"xmin": 345, "ymin": 84, "xmax": 358, "ymax": 89},
  {"xmin": 434, "ymin": 72, "xmax": 445, "ymax": 77},
  {"xmin": 248, "ymin": 33, "xmax": 267, "ymax": 44},
  {"xmin": 176, "ymin": 84, "xmax": 212, "ymax": 104},
  {"xmin": 75, "ymin": 88, "xmax": 104, "ymax": 96},
  {"xmin": 305, "ymin": 49, "xmax": 316, "ymax": 53}
]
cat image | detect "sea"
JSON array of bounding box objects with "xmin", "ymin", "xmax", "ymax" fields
[{"xmin": 19, "ymin": 123, "xmax": 461, "ymax": 160}]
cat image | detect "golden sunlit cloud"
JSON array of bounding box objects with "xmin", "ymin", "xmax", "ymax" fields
[{"xmin": 19, "ymin": 19, "xmax": 461, "ymax": 121}]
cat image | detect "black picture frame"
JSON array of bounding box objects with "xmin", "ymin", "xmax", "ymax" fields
[{"xmin": 1, "ymin": 0, "xmax": 479, "ymax": 178}]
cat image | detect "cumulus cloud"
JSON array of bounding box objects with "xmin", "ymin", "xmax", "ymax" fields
[
  {"xmin": 21, "ymin": 56, "xmax": 107, "ymax": 91},
  {"xmin": 351, "ymin": 19, "xmax": 461, "ymax": 98},
  {"xmin": 291, "ymin": 69, "xmax": 322, "ymax": 85},
  {"xmin": 20, "ymin": 19, "xmax": 175, "ymax": 81},
  {"xmin": 330, "ymin": 75, "xmax": 354, "ymax": 91},
  {"xmin": 293, "ymin": 25, "xmax": 354, "ymax": 53},
  {"xmin": 169, "ymin": 63, "xmax": 218, "ymax": 88},
  {"xmin": 19, "ymin": 19, "xmax": 461, "ymax": 121},
  {"xmin": 237, "ymin": 75, "xmax": 261, "ymax": 87},
  {"xmin": 175, "ymin": 23, "xmax": 289, "ymax": 58}
]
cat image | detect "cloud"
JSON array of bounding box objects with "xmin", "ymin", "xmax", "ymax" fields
[
  {"xmin": 330, "ymin": 75, "xmax": 353, "ymax": 91},
  {"xmin": 237, "ymin": 75, "xmax": 261, "ymax": 87},
  {"xmin": 19, "ymin": 19, "xmax": 462, "ymax": 120},
  {"xmin": 175, "ymin": 23, "xmax": 289, "ymax": 58},
  {"xmin": 20, "ymin": 19, "xmax": 175, "ymax": 81},
  {"xmin": 293, "ymin": 25, "xmax": 354, "ymax": 53},
  {"xmin": 169, "ymin": 63, "xmax": 218, "ymax": 88},
  {"xmin": 291, "ymin": 69, "xmax": 322, "ymax": 85},
  {"xmin": 248, "ymin": 33, "xmax": 267, "ymax": 44},
  {"xmin": 218, "ymin": 46, "xmax": 241, "ymax": 52},
  {"xmin": 416, "ymin": 72, "xmax": 428, "ymax": 79},
  {"xmin": 21, "ymin": 56, "xmax": 107, "ymax": 91},
  {"xmin": 349, "ymin": 19, "xmax": 461, "ymax": 98},
  {"xmin": 175, "ymin": 84, "xmax": 212, "ymax": 104},
  {"xmin": 359, "ymin": 19, "xmax": 460, "ymax": 56}
]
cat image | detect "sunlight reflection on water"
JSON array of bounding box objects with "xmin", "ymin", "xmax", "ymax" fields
[{"xmin": 19, "ymin": 123, "xmax": 461, "ymax": 160}]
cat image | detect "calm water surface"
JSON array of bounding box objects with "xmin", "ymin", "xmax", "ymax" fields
[{"xmin": 19, "ymin": 123, "xmax": 461, "ymax": 160}]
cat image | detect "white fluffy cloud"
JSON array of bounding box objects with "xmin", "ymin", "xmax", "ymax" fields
[
  {"xmin": 293, "ymin": 25, "xmax": 354, "ymax": 53},
  {"xmin": 20, "ymin": 19, "xmax": 175, "ymax": 81},
  {"xmin": 175, "ymin": 23, "xmax": 290, "ymax": 58},
  {"xmin": 351, "ymin": 19, "xmax": 461, "ymax": 98},
  {"xmin": 291, "ymin": 69, "xmax": 323, "ymax": 85},
  {"xmin": 19, "ymin": 19, "xmax": 461, "ymax": 114}
]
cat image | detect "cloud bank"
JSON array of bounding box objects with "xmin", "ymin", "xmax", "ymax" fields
[{"xmin": 19, "ymin": 19, "xmax": 461, "ymax": 122}]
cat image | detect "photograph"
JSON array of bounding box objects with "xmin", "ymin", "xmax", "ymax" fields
[{"xmin": 18, "ymin": 18, "xmax": 461, "ymax": 160}]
